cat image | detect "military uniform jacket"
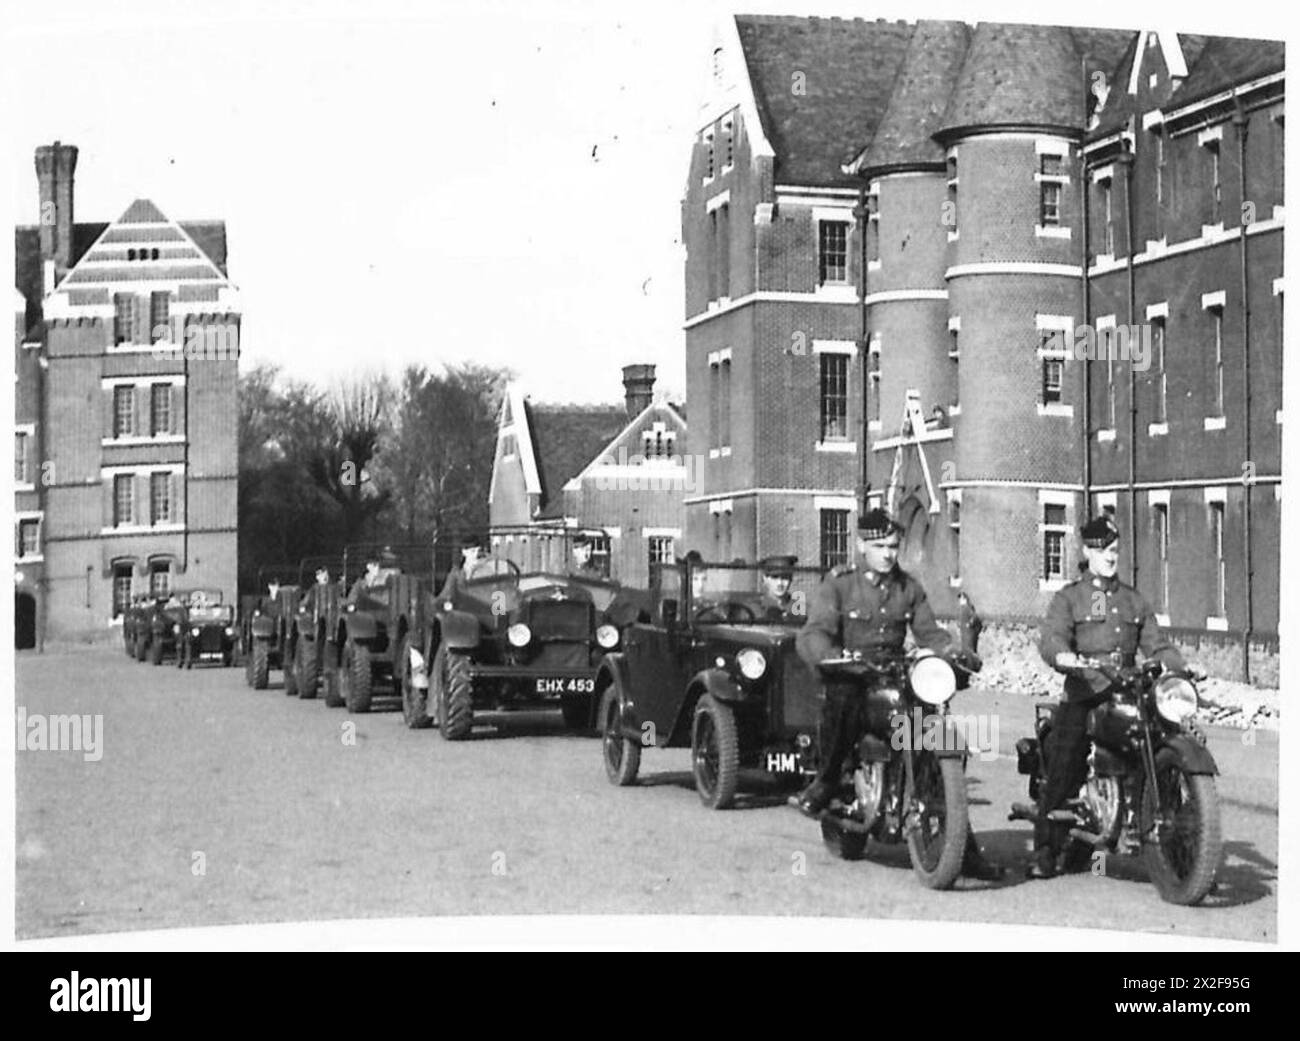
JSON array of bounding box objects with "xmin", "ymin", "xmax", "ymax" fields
[
  {"xmin": 1039, "ymin": 569, "xmax": 1186, "ymax": 702},
  {"xmin": 796, "ymin": 565, "xmax": 950, "ymax": 668},
  {"xmin": 437, "ymin": 567, "xmax": 473, "ymax": 606},
  {"xmin": 760, "ymin": 591, "xmax": 798, "ymax": 622}
]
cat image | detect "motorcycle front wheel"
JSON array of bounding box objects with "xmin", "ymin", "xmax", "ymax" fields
[
  {"xmin": 905, "ymin": 753, "xmax": 968, "ymax": 890},
  {"xmin": 1141, "ymin": 747, "xmax": 1222, "ymax": 906}
]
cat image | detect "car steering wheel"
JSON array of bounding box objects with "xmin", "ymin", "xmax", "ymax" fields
[{"xmin": 693, "ymin": 600, "xmax": 758, "ymax": 624}]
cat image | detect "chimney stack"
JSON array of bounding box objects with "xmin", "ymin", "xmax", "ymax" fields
[
  {"xmin": 34, "ymin": 142, "xmax": 78, "ymax": 276},
  {"xmin": 622, "ymin": 363, "xmax": 655, "ymax": 418}
]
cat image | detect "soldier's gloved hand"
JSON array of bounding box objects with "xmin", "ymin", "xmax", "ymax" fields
[{"xmin": 1054, "ymin": 652, "xmax": 1087, "ymax": 670}]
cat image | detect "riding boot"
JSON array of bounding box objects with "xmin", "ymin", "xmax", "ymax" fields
[
  {"xmin": 1027, "ymin": 818, "xmax": 1059, "ymax": 880},
  {"xmin": 961, "ymin": 832, "xmax": 1005, "ymax": 881}
]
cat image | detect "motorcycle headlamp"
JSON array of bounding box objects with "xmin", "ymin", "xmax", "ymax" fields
[
  {"xmin": 735, "ymin": 648, "xmax": 767, "ymax": 681},
  {"xmin": 507, "ymin": 623, "xmax": 532, "ymax": 648},
  {"xmin": 173, "ymin": 624, "xmax": 181, "ymax": 634},
  {"xmin": 595, "ymin": 624, "xmax": 619, "ymax": 649},
  {"xmin": 1154, "ymin": 674, "xmax": 1198, "ymax": 724},
  {"xmin": 910, "ymin": 655, "xmax": 957, "ymax": 705}
]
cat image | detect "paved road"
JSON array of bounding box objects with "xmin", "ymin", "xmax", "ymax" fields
[{"xmin": 15, "ymin": 647, "xmax": 1277, "ymax": 941}]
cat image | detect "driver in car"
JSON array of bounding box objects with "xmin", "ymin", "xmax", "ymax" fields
[
  {"xmin": 792, "ymin": 507, "xmax": 1003, "ymax": 878},
  {"xmin": 437, "ymin": 533, "xmax": 487, "ymax": 606},
  {"xmin": 569, "ymin": 533, "xmax": 605, "ymax": 581},
  {"xmin": 759, "ymin": 555, "xmax": 800, "ymax": 621}
]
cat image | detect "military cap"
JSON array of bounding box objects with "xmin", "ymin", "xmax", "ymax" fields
[
  {"xmin": 857, "ymin": 508, "xmax": 902, "ymax": 540},
  {"xmin": 379, "ymin": 546, "xmax": 398, "ymax": 566},
  {"xmin": 682, "ymin": 549, "xmax": 705, "ymax": 566},
  {"xmin": 760, "ymin": 554, "xmax": 798, "ymax": 578},
  {"xmin": 1080, "ymin": 514, "xmax": 1120, "ymax": 548},
  {"xmin": 459, "ymin": 532, "xmax": 484, "ymax": 549}
]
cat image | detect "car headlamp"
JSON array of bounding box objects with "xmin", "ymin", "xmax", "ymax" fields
[
  {"xmin": 1154, "ymin": 674, "xmax": 1198, "ymax": 724},
  {"xmin": 173, "ymin": 624, "xmax": 181, "ymax": 634},
  {"xmin": 595, "ymin": 624, "xmax": 619, "ymax": 649},
  {"xmin": 190, "ymin": 628, "xmax": 200, "ymax": 638},
  {"xmin": 224, "ymin": 627, "xmax": 235, "ymax": 637},
  {"xmin": 736, "ymin": 648, "xmax": 767, "ymax": 681},
  {"xmin": 910, "ymin": 655, "xmax": 957, "ymax": 705},
  {"xmin": 507, "ymin": 623, "xmax": 532, "ymax": 648}
]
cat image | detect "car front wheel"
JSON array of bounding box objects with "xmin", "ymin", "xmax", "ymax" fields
[
  {"xmin": 692, "ymin": 694, "xmax": 739, "ymax": 810},
  {"xmin": 599, "ymin": 684, "xmax": 640, "ymax": 786}
]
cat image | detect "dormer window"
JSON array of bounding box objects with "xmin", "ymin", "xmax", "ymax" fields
[{"xmin": 642, "ymin": 422, "xmax": 676, "ymax": 459}]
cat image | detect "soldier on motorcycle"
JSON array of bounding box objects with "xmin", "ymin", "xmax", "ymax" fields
[
  {"xmin": 1032, "ymin": 514, "xmax": 1202, "ymax": 879},
  {"xmin": 792, "ymin": 507, "xmax": 1002, "ymax": 880}
]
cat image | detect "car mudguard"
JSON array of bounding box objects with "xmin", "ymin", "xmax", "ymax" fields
[
  {"xmin": 1160, "ymin": 732, "xmax": 1219, "ymax": 776},
  {"xmin": 437, "ymin": 609, "xmax": 481, "ymax": 650},
  {"xmin": 343, "ymin": 611, "xmax": 379, "ymax": 642},
  {"xmin": 691, "ymin": 666, "xmax": 746, "ymax": 705},
  {"xmin": 598, "ymin": 653, "xmax": 642, "ymax": 741}
]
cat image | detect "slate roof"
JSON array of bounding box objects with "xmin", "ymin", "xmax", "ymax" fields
[
  {"xmin": 524, "ymin": 402, "xmax": 629, "ymax": 518},
  {"xmin": 857, "ymin": 20, "xmax": 970, "ymax": 173},
  {"xmin": 1170, "ymin": 35, "xmax": 1285, "ymax": 110},
  {"xmin": 735, "ymin": 14, "xmax": 914, "ymax": 186},
  {"xmin": 937, "ymin": 23, "xmax": 1137, "ymax": 139}
]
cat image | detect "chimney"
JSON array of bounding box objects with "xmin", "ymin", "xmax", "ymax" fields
[
  {"xmin": 622, "ymin": 363, "xmax": 655, "ymax": 418},
  {"xmin": 34, "ymin": 142, "xmax": 78, "ymax": 276}
]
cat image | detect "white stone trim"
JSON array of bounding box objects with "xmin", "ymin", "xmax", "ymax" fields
[
  {"xmin": 1095, "ymin": 314, "xmax": 1117, "ymax": 330},
  {"xmin": 1035, "ymin": 225, "xmax": 1071, "ymax": 239},
  {"xmin": 706, "ymin": 189, "xmax": 731, "ymax": 213},
  {"xmin": 813, "ymin": 206, "xmax": 854, "ymax": 225},
  {"xmin": 1145, "ymin": 301, "xmax": 1169, "ymax": 320},
  {"xmin": 1148, "ymin": 422, "xmax": 1168, "ymax": 437},
  {"xmin": 1037, "ymin": 488, "xmax": 1076, "ymax": 506},
  {"xmin": 640, "ymin": 527, "xmax": 681, "ymax": 538},
  {"xmin": 1197, "ymin": 125, "xmax": 1224, "ymax": 146},
  {"xmin": 1205, "ymin": 616, "xmax": 1229, "ymax": 632},
  {"xmin": 1039, "ymin": 578, "xmax": 1069, "ymax": 592},
  {"xmin": 102, "ymin": 435, "xmax": 186, "ymax": 447},
  {"xmin": 1097, "ymin": 429, "xmax": 1117, "ymax": 442},
  {"xmin": 100, "ymin": 462, "xmax": 185, "ymax": 478},
  {"xmin": 1037, "ymin": 403, "xmax": 1073, "ymax": 417},
  {"xmin": 1142, "ymin": 109, "xmax": 1165, "ymax": 130},
  {"xmin": 813, "ymin": 495, "xmax": 856, "ymax": 511},
  {"xmin": 862, "ymin": 289, "xmax": 947, "ymax": 305},
  {"xmin": 947, "ymin": 316, "xmax": 961, "ymax": 332},
  {"xmin": 1095, "ymin": 491, "xmax": 1118, "ymax": 512},
  {"xmin": 1090, "ymin": 475, "xmax": 1279, "ymax": 492},
  {"xmin": 812, "ymin": 284, "xmax": 857, "ymax": 304},
  {"xmin": 945, "ymin": 262, "xmax": 1082, "ymax": 279},
  {"xmin": 707, "ymin": 499, "xmax": 734, "ymax": 515},
  {"xmin": 1035, "ymin": 313, "xmax": 1074, "ymax": 332},
  {"xmin": 812, "ymin": 339, "xmax": 858, "ymax": 356},
  {"xmin": 1147, "ymin": 489, "xmax": 1171, "ymax": 507},
  {"xmin": 1201, "ymin": 290, "xmax": 1226, "ymax": 310},
  {"xmin": 815, "ymin": 440, "xmax": 857, "ymax": 454},
  {"xmin": 1155, "ymin": 613, "xmax": 1171, "ymax": 627},
  {"xmin": 1033, "ymin": 137, "xmax": 1072, "ymax": 155},
  {"xmin": 683, "ymin": 487, "xmax": 868, "ymax": 506},
  {"xmin": 99, "ymin": 523, "xmax": 187, "ymax": 536},
  {"xmin": 1092, "ymin": 164, "xmax": 1115, "ymax": 183},
  {"xmin": 1273, "ymin": 277, "xmax": 1284, "ymax": 296},
  {"xmin": 1203, "ymin": 486, "xmax": 1228, "ymax": 504},
  {"xmin": 101, "ymin": 374, "xmax": 186, "ymax": 389},
  {"xmin": 1203, "ymin": 416, "xmax": 1226, "ymax": 431}
]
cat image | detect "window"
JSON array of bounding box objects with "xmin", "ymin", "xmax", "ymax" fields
[
  {"xmin": 112, "ymin": 564, "xmax": 134, "ymax": 618},
  {"xmin": 1042, "ymin": 357, "xmax": 1064, "ymax": 403},
  {"xmin": 1209, "ymin": 308, "xmax": 1224, "ymax": 416},
  {"xmin": 149, "ymin": 562, "xmax": 171, "ymax": 597},
  {"xmin": 1153, "ymin": 503, "xmax": 1169, "ymax": 612},
  {"xmin": 1152, "ymin": 319, "xmax": 1167, "ymax": 424},
  {"xmin": 1042, "ymin": 503, "xmax": 1068, "ymax": 580},
  {"xmin": 722, "ymin": 116, "xmax": 734, "ymax": 169},
  {"xmin": 1040, "ymin": 181, "xmax": 1062, "ymax": 226},
  {"xmin": 642, "ymin": 422, "xmax": 676, "ymax": 459},
  {"xmin": 588, "ymin": 534, "xmax": 611, "ymax": 576},
  {"xmin": 709, "ymin": 354, "xmax": 731, "ymax": 449},
  {"xmin": 949, "ymin": 328, "xmax": 960, "ymax": 359},
  {"xmin": 501, "ymin": 433, "xmax": 516, "ymax": 459},
  {"xmin": 818, "ymin": 221, "xmax": 849, "ymax": 285},
  {"xmin": 819, "ymin": 352, "xmax": 849, "ymax": 440},
  {"xmin": 17, "ymin": 518, "xmax": 40, "ymax": 558},
  {"xmin": 15, "ymin": 431, "xmax": 30, "ymax": 484},
  {"xmin": 648, "ymin": 535, "xmax": 674, "ymax": 577},
  {"xmin": 150, "ymin": 472, "xmax": 173, "ymax": 525},
  {"xmin": 1155, "ymin": 132, "xmax": 1166, "ymax": 234},
  {"xmin": 113, "ymin": 293, "xmax": 137, "ymax": 345},
  {"xmin": 1209, "ymin": 501, "xmax": 1226, "ymax": 615},
  {"xmin": 948, "ymin": 496, "xmax": 961, "ymax": 578},
  {"xmin": 1040, "ymin": 154, "xmax": 1065, "ymax": 177},
  {"xmin": 704, "ymin": 129, "xmax": 715, "ymax": 181},
  {"xmin": 113, "ymin": 386, "xmax": 136, "ymax": 438},
  {"xmin": 707, "ymin": 209, "xmax": 718, "ymax": 301},
  {"xmin": 1100, "ymin": 178, "xmax": 1115, "ymax": 255},
  {"xmin": 113, "ymin": 474, "xmax": 134, "ymax": 527},
  {"xmin": 150, "ymin": 291, "xmax": 170, "ymax": 344},
  {"xmin": 819, "ymin": 509, "xmax": 850, "ymax": 572},
  {"xmin": 150, "ymin": 384, "xmax": 173, "ymax": 437},
  {"xmin": 717, "ymin": 203, "xmax": 730, "ymax": 298},
  {"xmin": 946, "ymin": 155, "xmax": 958, "ymax": 234},
  {"xmin": 1207, "ymin": 141, "xmax": 1222, "ymax": 224},
  {"xmin": 866, "ymin": 193, "xmax": 880, "ymax": 264}
]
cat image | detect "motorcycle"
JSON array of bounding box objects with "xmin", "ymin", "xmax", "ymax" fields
[
  {"xmin": 1010, "ymin": 657, "xmax": 1222, "ymax": 906},
  {"xmin": 815, "ymin": 650, "xmax": 977, "ymax": 890}
]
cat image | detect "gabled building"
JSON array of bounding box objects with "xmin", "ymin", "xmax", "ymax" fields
[
  {"xmin": 682, "ymin": 18, "xmax": 1283, "ymax": 655},
  {"xmin": 488, "ymin": 364, "xmax": 688, "ymax": 586},
  {"xmin": 14, "ymin": 143, "xmax": 240, "ymax": 645}
]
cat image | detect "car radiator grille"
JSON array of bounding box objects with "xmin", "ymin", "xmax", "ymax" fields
[{"xmin": 527, "ymin": 601, "xmax": 592, "ymax": 641}]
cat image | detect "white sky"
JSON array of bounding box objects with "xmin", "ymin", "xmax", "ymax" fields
[{"xmin": 3, "ymin": 0, "xmax": 1283, "ymax": 406}]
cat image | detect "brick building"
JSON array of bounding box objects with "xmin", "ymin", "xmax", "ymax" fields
[
  {"xmin": 14, "ymin": 143, "xmax": 240, "ymax": 646},
  {"xmin": 682, "ymin": 18, "xmax": 1282, "ymax": 647},
  {"xmin": 488, "ymin": 364, "xmax": 688, "ymax": 587}
]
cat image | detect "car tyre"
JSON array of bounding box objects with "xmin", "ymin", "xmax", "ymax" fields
[
  {"xmin": 284, "ymin": 642, "xmax": 299, "ymax": 697},
  {"xmin": 692, "ymin": 694, "xmax": 739, "ymax": 810},
  {"xmin": 435, "ymin": 645, "xmax": 474, "ymax": 741},
  {"xmin": 296, "ymin": 638, "xmax": 319, "ymax": 699},
  {"xmin": 322, "ymin": 656, "xmax": 346, "ymax": 708},
  {"xmin": 150, "ymin": 637, "xmax": 164, "ymax": 666},
  {"xmin": 599, "ymin": 684, "xmax": 640, "ymax": 786},
  {"xmin": 399, "ymin": 635, "xmax": 432, "ymax": 729},
  {"xmin": 251, "ymin": 640, "xmax": 270, "ymax": 689},
  {"xmin": 341, "ymin": 640, "xmax": 373, "ymax": 714}
]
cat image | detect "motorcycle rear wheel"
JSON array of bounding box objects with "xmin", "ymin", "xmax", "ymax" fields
[
  {"xmin": 905, "ymin": 753, "xmax": 968, "ymax": 890},
  {"xmin": 1142, "ymin": 748, "xmax": 1221, "ymax": 906}
]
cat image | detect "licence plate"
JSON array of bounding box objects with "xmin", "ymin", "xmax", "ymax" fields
[{"xmin": 534, "ymin": 677, "xmax": 595, "ymax": 695}]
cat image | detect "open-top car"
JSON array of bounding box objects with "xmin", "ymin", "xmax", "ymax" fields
[
  {"xmin": 176, "ymin": 589, "xmax": 237, "ymax": 669},
  {"xmin": 240, "ymin": 566, "xmax": 301, "ymax": 691},
  {"xmin": 418, "ymin": 526, "xmax": 643, "ymax": 739},
  {"xmin": 597, "ymin": 557, "xmax": 824, "ymax": 809}
]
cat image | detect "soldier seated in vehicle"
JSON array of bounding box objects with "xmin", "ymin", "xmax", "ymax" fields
[
  {"xmin": 791, "ymin": 507, "xmax": 1003, "ymax": 879},
  {"xmin": 1031, "ymin": 514, "xmax": 1201, "ymax": 880},
  {"xmin": 758, "ymin": 555, "xmax": 800, "ymax": 622},
  {"xmin": 568, "ymin": 533, "xmax": 606, "ymax": 581},
  {"xmin": 438, "ymin": 533, "xmax": 487, "ymax": 607}
]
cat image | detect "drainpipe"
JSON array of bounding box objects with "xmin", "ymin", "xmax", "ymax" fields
[
  {"xmin": 182, "ymin": 319, "xmax": 190, "ymax": 573},
  {"xmin": 1235, "ymin": 106, "xmax": 1254, "ymax": 683},
  {"xmin": 1117, "ymin": 145, "xmax": 1138, "ymax": 587},
  {"xmin": 855, "ymin": 181, "xmax": 870, "ymax": 502},
  {"xmin": 1080, "ymin": 146, "xmax": 1093, "ymax": 517}
]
